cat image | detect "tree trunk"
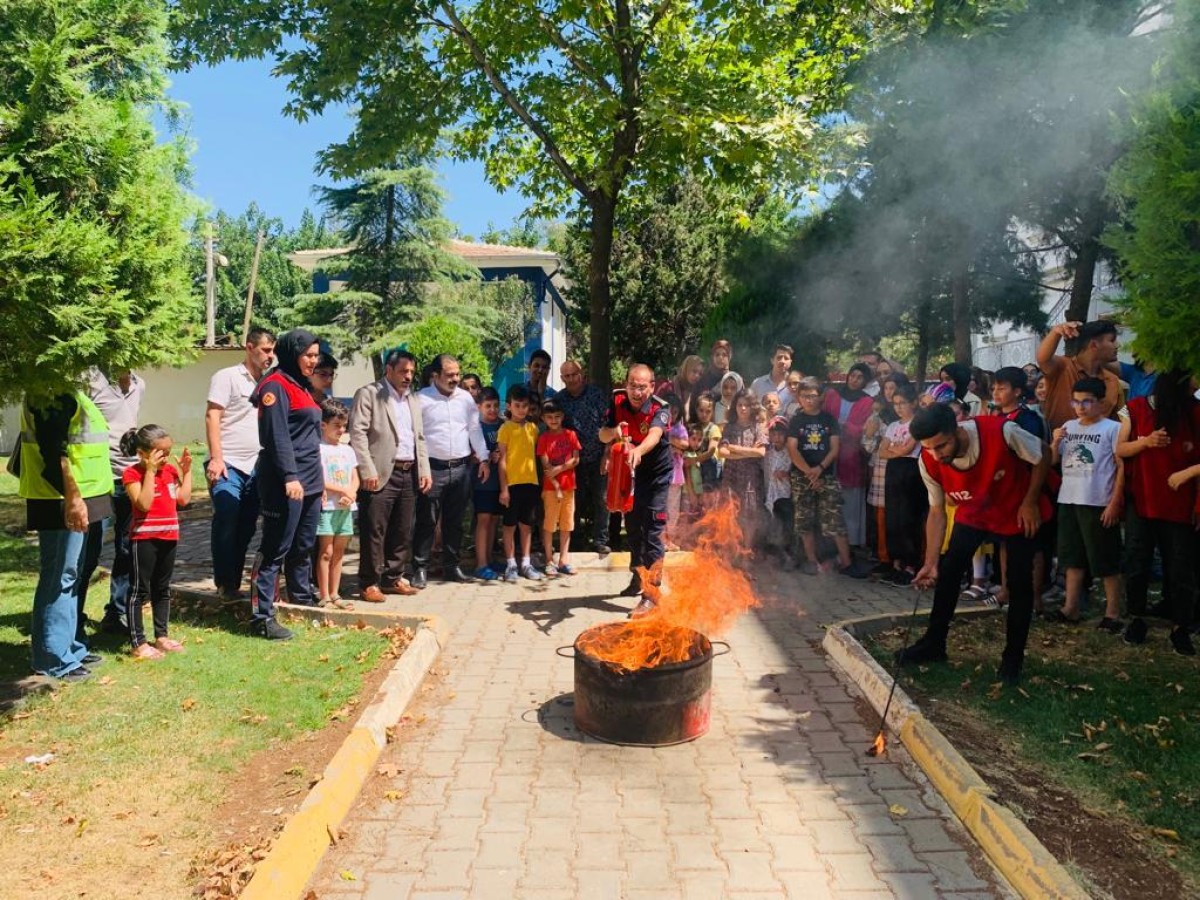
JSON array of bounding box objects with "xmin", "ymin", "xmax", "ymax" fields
[
  {"xmin": 587, "ymin": 192, "xmax": 617, "ymax": 390},
  {"xmin": 951, "ymin": 271, "xmax": 972, "ymax": 365},
  {"xmin": 381, "ymin": 184, "xmax": 395, "ymax": 304},
  {"xmin": 915, "ymin": 300, "xmax": 931, "ymax": 389},
  {"xmin": 1066, "ymin": 234, "xmax": 1100, "ymax": 324}
]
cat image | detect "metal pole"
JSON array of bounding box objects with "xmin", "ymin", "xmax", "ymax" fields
[
  {"xmin": 242, "ymin": 229, "xmax": 265, "ymax": 345},
  {"xmin": 204, "ymin": 222, "xmax": 215, "ymax": 347}
]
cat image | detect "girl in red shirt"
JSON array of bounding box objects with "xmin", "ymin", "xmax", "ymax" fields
[{"xmin": 120, "ymin": 425, "xmax": 192, "ymax": 660}]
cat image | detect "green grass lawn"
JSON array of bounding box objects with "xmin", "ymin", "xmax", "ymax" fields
[
  {"xmin": 0, "ymin": 456, "xmax": 394, "ymax": 897},
  {"xmin": 866, "ymin": 613, "xmax": 1200, "ymax": 886}
]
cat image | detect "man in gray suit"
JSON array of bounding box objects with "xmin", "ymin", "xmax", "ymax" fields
[{"xmin": 349, "ymin": 349, "xmax": 432, "ymax": 601}]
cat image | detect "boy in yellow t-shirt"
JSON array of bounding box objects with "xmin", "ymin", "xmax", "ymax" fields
[{"xmin": 497, "ymin": 385, "xmax": 542, "ymax": 583}]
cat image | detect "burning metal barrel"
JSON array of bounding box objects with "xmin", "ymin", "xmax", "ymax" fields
[{"xmin": 561, "ymin": 621, "xmax": 728, "ymax": 746}]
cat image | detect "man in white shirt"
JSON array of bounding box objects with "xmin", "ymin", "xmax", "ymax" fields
[
  {"xmin": 411, "ymin": 354, "xmax": 490, "ymax": 587},
  {"xmin": 750, "ymin": 344, "xmax": 794, "ymax": 400},
  {"xmin": 78, "ymin": 368, "xmax": 145, "ymax": 634},
  {"xmin": 349, "ymin": 350, "xmax": 432, "ymax": 601},
  {"xmin": 205, "ymin": 327, "xmax": 275, "ymax": 602}
]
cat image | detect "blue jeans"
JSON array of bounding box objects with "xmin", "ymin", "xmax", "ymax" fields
[
  {"xmin": 33, "ymin": 529, "xmax": 90, "ymax": 678},
  {"xmin": 250, "ymin": 490, "xmax": 322, "ymax": 622},
  {"xmin": 209, "ymin": 464, "xmax": 260, "ymax": 593}
]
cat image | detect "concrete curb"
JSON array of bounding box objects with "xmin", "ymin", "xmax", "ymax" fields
[
  {"xmin": 822, "ymin": 613, "xmax": 1089, "ymax": 900},
  {"xmin": 236, "ymin": 621, "xmax": 444, "ymax": 900}
]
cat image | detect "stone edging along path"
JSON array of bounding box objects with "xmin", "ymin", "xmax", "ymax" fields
[
  {"xmin": 172, "ymin": 589, "xmax": 447, "ymax": 900},
  {"xmin": 822, "ymin": 607, "xmax": 1088, "ymax": 900}
]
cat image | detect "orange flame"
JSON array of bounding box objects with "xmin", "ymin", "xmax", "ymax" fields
[
  {"xmin": 576, "ymin": 497, "xmax": 760, "ymax": 671},
  {"xmin": 867, "ymin": 732, "xmax": 887, "ymax": 757}
]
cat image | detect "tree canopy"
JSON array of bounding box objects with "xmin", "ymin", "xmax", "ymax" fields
[
  {"xmin": 171, "ymin": 0, "xmax": 879, "ymax": 387},
  {"xmin": 1, "ymin": 0, "xmax": 196, "ymax": 403},
  {"xmin": 1107, "ymin": 0, "xmax": 1200, "ymax": 374}
]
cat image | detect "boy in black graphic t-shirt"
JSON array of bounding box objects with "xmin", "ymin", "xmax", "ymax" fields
[{"xmin": 786, "ymin": 377, "xmax": 867, "ymax": 578}]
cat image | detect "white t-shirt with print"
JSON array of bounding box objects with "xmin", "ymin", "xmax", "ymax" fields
[
  {"xmin": 320, "ymin": 443, "xmax": 359, "ymax": 512},
  {"xmin": 1058, "ymin": 417, "xmax": 1120, "ymax": 507}
]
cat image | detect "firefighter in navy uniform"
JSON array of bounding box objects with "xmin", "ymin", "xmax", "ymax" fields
[{"xmin": 599, "ymin": 364, "xmax": 672, "ymax": 616}]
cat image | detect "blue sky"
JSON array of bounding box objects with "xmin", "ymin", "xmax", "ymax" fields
[{"xmin": 166, "ymin": 59, "xmax": 530, "ymax": 239}]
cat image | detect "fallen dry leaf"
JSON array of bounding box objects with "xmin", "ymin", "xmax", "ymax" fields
[
  {"xmin": 888, "ymin": 804, "xmax": 908, "ymax": 817},
  {"xmin": 1151, "ymin": 828, "xmax": 1181, "ymax": 842},
  {"xmin": 338, "ymin": 870, "xmax": 357, "ymax": 881},
  {"xmin": 383, "ymin": 790, "xmax": 404, "ymax": 801},
  {"xmin": 181, "ymin": 698, "xmax": 197, "ymax": 711},
  {"xmin": 96, "ymin": 676, "xmax": 114, "ymax": 686}
]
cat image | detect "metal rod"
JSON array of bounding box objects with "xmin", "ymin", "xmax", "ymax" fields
[
  {"xmin": 241, "ymin": 229, "xmax": 265, "ymax": 345},
  {"xmin": 867, "ymin": 587, "xmax": 926, "ymax": 756}
]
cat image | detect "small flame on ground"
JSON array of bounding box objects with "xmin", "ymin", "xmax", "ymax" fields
[
  {"xmin": 867, "ymin": 732, "xmax": 887, "ymax": 757},
  {"xmin": 576, "ymin": 497, "xmax": 761, "ymax": 672}
]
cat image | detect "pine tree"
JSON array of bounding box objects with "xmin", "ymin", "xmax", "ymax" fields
[{"xmin": 0, "ymin": 0, "xmax": 196, "ymax": 403}]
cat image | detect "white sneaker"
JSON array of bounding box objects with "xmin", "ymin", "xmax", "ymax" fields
[
  {"xmin": 503, "ymin": 564, "xmax": 519, "ymax": 584},
  {"xmin": 520, "ymin": 563, "xmax": 543, "ymax": 581}
]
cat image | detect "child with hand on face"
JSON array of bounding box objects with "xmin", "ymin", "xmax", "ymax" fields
[
  {"xmin": 316, "ymin": 400, "xmax": 359, "ymax": 609},
  {"xmin": 120, "ymin": 425, "xmax": 192, "ymax": 660}
]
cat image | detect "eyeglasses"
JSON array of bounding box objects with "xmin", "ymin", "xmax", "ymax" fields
[
  {"xmin": 314, "ymin": 369, "xmax": 335, "ymax": 379},
  {"xmin": 1069, "ymin": 398, "xmax": 1095, "ymax": 407},
  {"xmin": 798, "ymin": 392, "xmax": 821, "ymax": 399}
]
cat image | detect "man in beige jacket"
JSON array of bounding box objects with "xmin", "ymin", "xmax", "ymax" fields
[{"xmin": 349, "ymin": 350, "xmax": 432, "ymax": 601}]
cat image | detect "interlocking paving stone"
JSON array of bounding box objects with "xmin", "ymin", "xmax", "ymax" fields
[{"xmin": 150, "ymin": 501, "xmax": 1011, "ymax": 900}]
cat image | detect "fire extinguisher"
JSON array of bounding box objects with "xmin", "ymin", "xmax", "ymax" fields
[{"xmin": 606, "ymin": 421, "xmax": 635, "ymax": 513}]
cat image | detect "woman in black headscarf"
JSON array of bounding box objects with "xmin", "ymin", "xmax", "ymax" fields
[
  {"xmin": 248, "ymin": 329, "xmax": 324, "ymax": 640},
  {"xmin": 939, "ymin": 362, "xmax": 983, "ymax": 416}
]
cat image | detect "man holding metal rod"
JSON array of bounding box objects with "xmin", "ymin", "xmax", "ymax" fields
[{"xmin": 897, "ymin": 403, "xmax": 1050, "ymax": 686}]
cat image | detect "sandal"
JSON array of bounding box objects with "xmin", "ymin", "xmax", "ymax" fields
[
  {"xmin": 959, "ymin": 584, "xmax": 991, "ymax": 603},
  {"xmin": 153, "ymin": 637, "xmax": 184, "ymax": 653},
  {"xmin": 131, "ymin": 643, "xmax": 164, "ymax": 661}
]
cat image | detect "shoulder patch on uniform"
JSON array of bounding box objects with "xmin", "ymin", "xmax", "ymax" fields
[{"xmin": 261, "ymin": 391, "xmax": 277, "ymax": 407}]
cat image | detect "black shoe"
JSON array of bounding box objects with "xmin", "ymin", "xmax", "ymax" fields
[
  {"xmin": 619, "ymin": 576, "xmax": 643, "ymax": 598},
  {"xmin": 1170, "ymin": 627, "xmax": 1196, "ymax": 657},
  {"xmin": 257, "ymin": 618, "xmax": 294, "ymax": 641},
  {"xmin": 81, "ymin": 653, "xmax": 104, "ymax": 666},
  {"xmin": 1096, "ymin": 617, "xmax": 1124, "ymax": 635},
  {"xmin": 410, "ymin": 568, "xmax": 428, "ymax": 590},
  {"xmin": 59, "ymin": 666, "xmax": 92, "ymax": 683},
  {"xmin": 99, "ymin": 616, "xmax": 127, "ymax": 635},
  {"xmin": 594, "ymin": 544, "xmax": 611, "ymax": 557},
  {"xmin": 894, "ymin": 636, "xmax": 948, "ymax": 666},
  {"xmin": 444, "ymin": 566, "xmax": 473, "ymax": 584},
  {"xmin": 838, "ymin": 560, "xmax": 871, "ymax": 580},
  {"xmin": 997, "ymin": 658, "xmax": 1022, "ymax": 687},
  {"xmin": 1123, "ymin": 617, "xmax": 1148, "ymax": 645}
]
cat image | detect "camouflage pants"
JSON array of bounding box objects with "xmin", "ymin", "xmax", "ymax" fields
[{"xmin": 790, "ymin": 469, "xmax": 846, "ymax": 537}]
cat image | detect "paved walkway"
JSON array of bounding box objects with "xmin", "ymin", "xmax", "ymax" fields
[{"xmin": 297, "ymin": 561, "xmax": 1009, "ymax": 900}]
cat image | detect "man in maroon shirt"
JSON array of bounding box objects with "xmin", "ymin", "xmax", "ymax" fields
[{"xmin": 898, "ymin": 404, "xmax": 1049, "ymax": 685}]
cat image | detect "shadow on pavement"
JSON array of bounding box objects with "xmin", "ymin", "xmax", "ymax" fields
[
  {"xmin": 530, "ymin": 691, "xmax": 594, "ymax": 744},
  {"xmin": 506, "ymin": 592, "xmax": 630, "ymax": 635}
]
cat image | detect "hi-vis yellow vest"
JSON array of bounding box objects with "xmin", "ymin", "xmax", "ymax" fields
[{"xmin": 18, "ymin": 392, "xmax": 112, "ymax": 501}]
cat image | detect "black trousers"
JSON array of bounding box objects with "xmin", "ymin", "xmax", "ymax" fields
[
  {"xmin": 130, "ymin": 539, "xmax": 177, "ymax": 647},
  {"xmin": 884, "ymin": 458, "xmax": 928, "ymax": 569},
  {"xmin": 1124, "ymin": 508, "xmax": 1197, "ymax": 627},
  {"xmin": 413, "ymin": 463, "xmax": 473, "ymax": 569},
  {"xmin": 628, "ymin": 477, "xmax": 669, "ymax": 581},
  {"xmin": 573, "ymin": 456, "xmax": 609, "ymax": 548},
  {"xmin": 358, "ymin": 464, "xmax": 419, "ymax": 588},
  {"xmin": 252, "ymin": 491, "xmax": 322, "ymax": 621},
  {"xmin": 924, "ymin": 522, "xmax": 1036, "ymax": 668}
]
